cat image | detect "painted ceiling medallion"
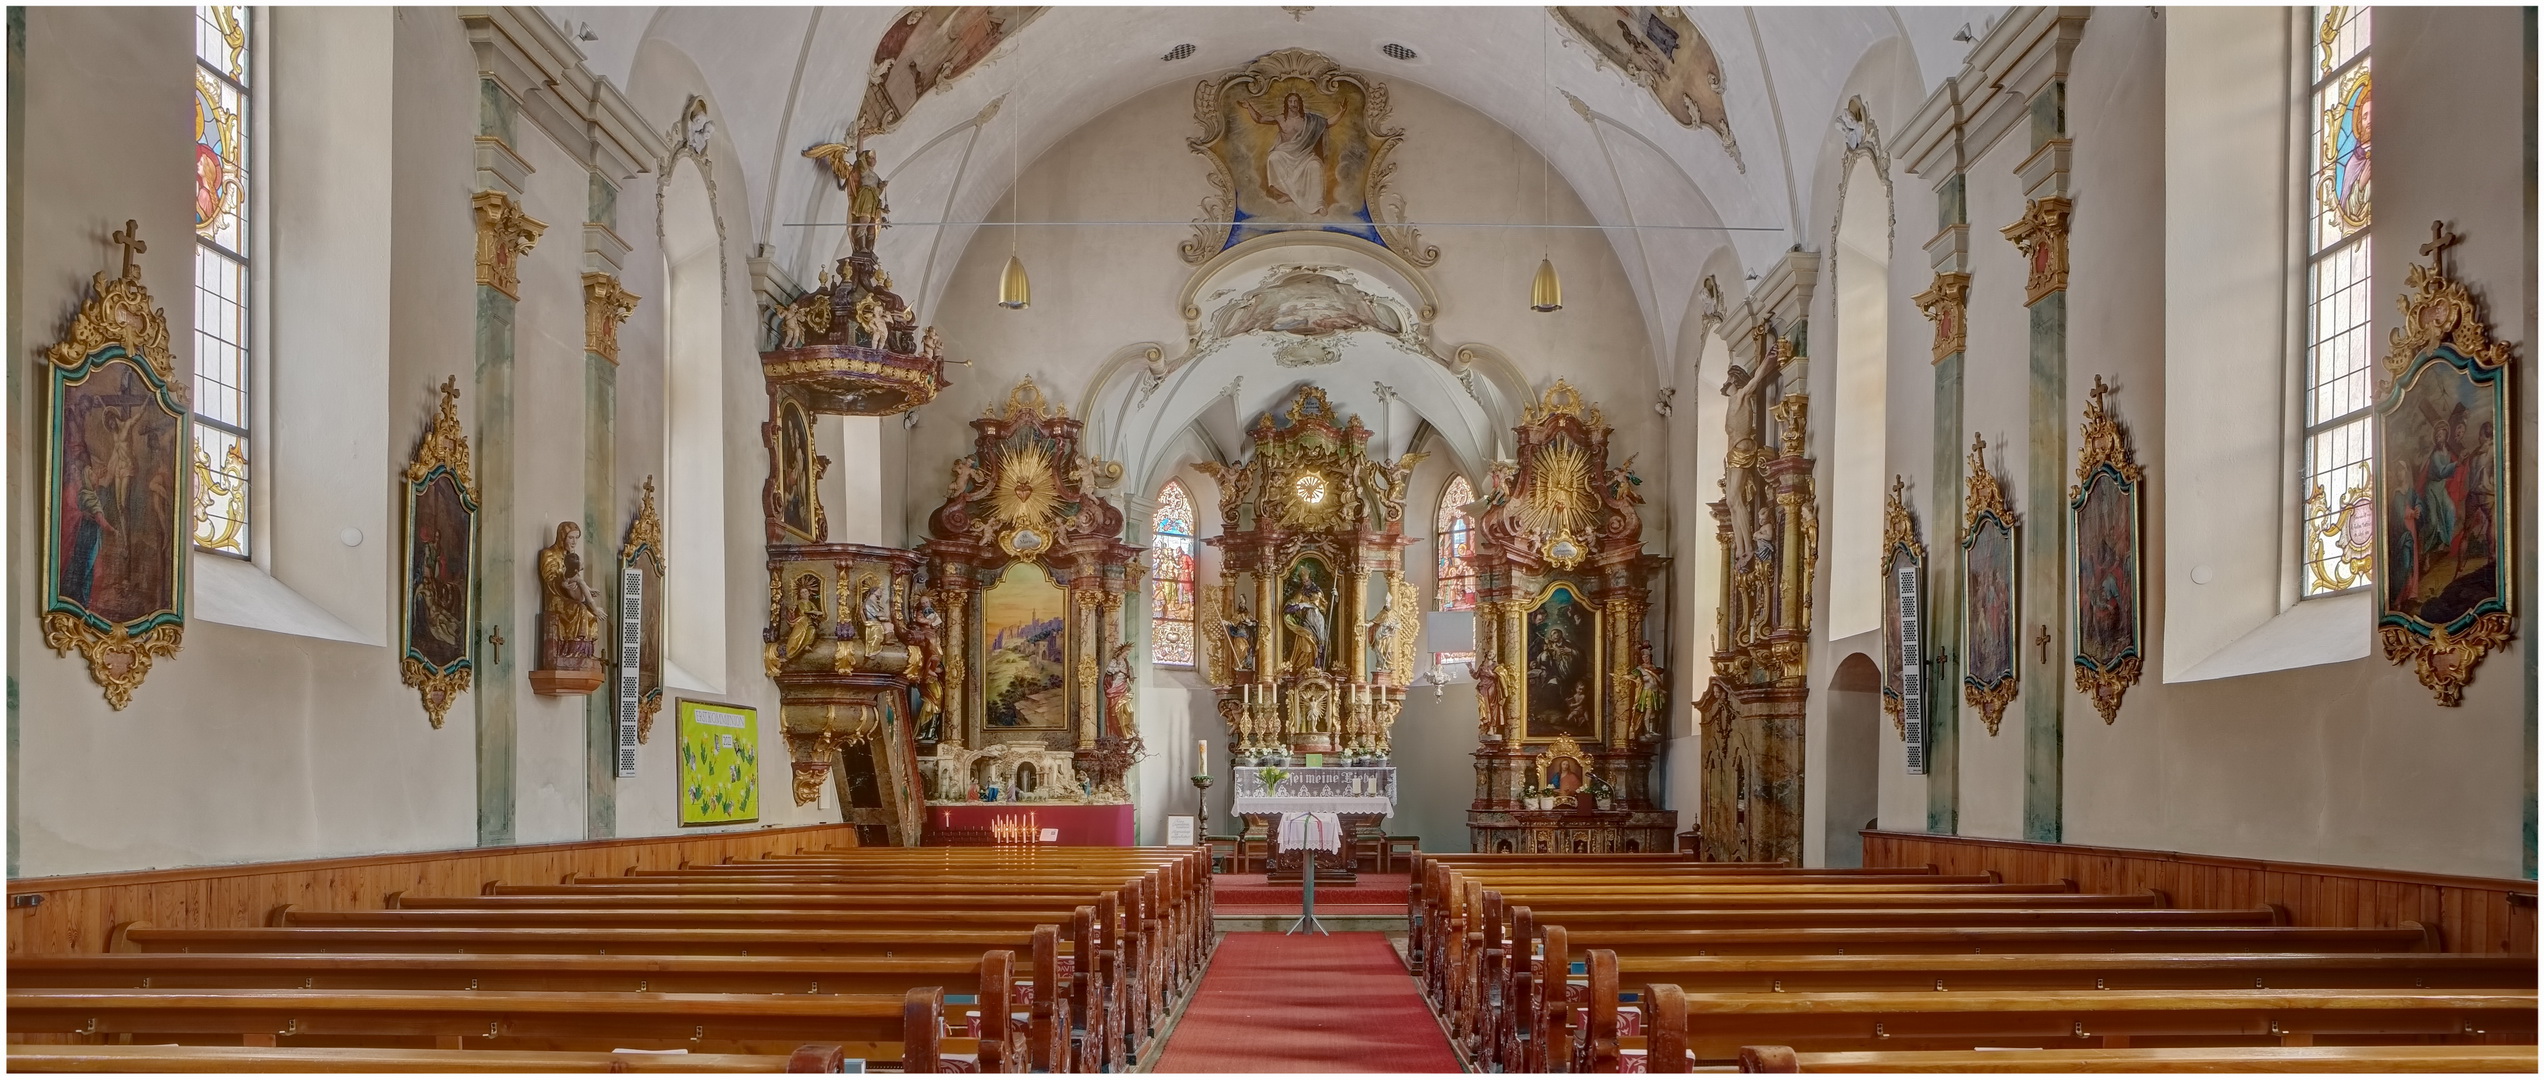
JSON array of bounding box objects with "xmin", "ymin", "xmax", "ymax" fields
[{"xmin": 1182, "ymin": 48, "xmax": 1437, "ymax": 265}]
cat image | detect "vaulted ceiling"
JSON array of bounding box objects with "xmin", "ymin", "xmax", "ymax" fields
[{"xmin": 556, "ymin": 5, "xmax": 2002, "ymax": 372}]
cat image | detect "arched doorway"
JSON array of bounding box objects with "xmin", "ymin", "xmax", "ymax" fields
[{"xmin": 1825, "ymin": 653, "xmax": 1882, "ymax": 867}]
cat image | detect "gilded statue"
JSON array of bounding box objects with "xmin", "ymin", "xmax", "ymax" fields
[
  {"xmin": 905, "ymin": 589, "xmax": 947, "ymax": 743},
  {"xmin": 1102, "ymin": 641, "xmax": 1137, "ymax": 738},
  {"xmin": 536, "ymin": 521, "xmax": 604, "ymax": 670},
  {"xmin": 1225, "ymin": 594, "xmax": 1260, "ymax": 675},
  {"xmin": 1629, "ymin": 640, "xmax": 1667, "ymax": 741},
  {"xmin": 1281, "ymin": 568, "xmax": 1332, "ymax": 673},
  {"xmin": 1721, "ymin": 340, "xmax": 1786, "ymax": 583},
  {"xmin": 777, "ymin": 573, "xmax": 825, "ymax": 667}
]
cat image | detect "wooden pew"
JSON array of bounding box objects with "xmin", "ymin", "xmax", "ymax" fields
[
  {"xmin": 1539, "ymin": 951, "xmax": 2538, "ymax": 1074},
  {"xmin": 7, "ymin": 987, "xmax": 952, "ymax": 1073},
  {"xmin": 11, "ymin": 949, "xmax": 1042, "ymax": 1074},
  {"xmin": 1505, "ymin": 922, "xmax": 2446, "ymax": 1074},
  {"xmin": 113, "ymin": 923, "xmax": 1099, "ymax": 1074},
  {"xmin": 7, "ymin": 1042, "xmax": 867, "ymax": 1073},
  {"xmin": 1730, "ymin": 1043, "xmax": 2543, "ymax": 1073},
  {"xmin": 1615, "ymin": 983, "xmax": 2539, "ymax": 1072}
]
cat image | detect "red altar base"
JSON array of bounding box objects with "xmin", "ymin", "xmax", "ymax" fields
[
  {"xmin": 922, "ymin": 803, "xmax": 1134, "ymax": 846},
  {"xmin": 1210, "ymin": 872, "xmax": 1411, "ymax": 915}
]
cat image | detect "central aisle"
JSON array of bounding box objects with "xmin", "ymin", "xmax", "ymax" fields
[{"xmin": 1150, "ymin": 932, "xmax": 1464, "ymax": 1073}]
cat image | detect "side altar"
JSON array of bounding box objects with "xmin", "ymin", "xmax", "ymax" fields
[
  {"xmin": 913, "ymin": 380, "xmax": 1146, "ymax": 812},
  {"xmin": 1467, "ymin": 382, "xmax": 1673, "ymax": 854}
]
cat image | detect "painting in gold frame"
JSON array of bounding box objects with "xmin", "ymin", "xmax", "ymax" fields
[
  {"xmin": 980, "ymin": 562, "xmax": 1069, "ymax": 730},
  {"xmin": 41, "ymin": 226, "xmax": 190, "ymax": 711},
  {"xmin": 1520, "ymin": 580, "xmax": 1602, "ymax": 742}
]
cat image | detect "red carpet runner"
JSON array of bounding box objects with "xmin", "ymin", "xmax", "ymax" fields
[{"xmin": 1151, "ymin": 932, "xmax": 1462, "ymax": 1073}]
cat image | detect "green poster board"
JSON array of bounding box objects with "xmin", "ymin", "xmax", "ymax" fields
[{"xmin": 676, "ymin": 699, "xmax": 760, "ymax": 825}]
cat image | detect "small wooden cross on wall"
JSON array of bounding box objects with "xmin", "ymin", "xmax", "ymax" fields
[
  {"xmin": 110, "ymin": 219, "xmax": 146, "ymax": 280},
  {"xmin": 2034, "ymin": 624, "xmax": 2053, "ymax": 666},
  {"xmin": 2420, "ymin": 219, "xmax": 2460, "ymax": 275}
]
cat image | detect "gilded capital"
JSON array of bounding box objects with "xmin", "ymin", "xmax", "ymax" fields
[
  {"xmin": 1912, "ymin": 271, "xmax": 1971, "ymax": 363},
  {"xmin": 472, "ymin": 190, "xmax": 548, "ymax": 300},
  {"xmin": 2001, "ymin": 197, "xmax": 2071, "ymax": 305},
  {"xmin": 582, "ymin": 272, "xmax": 641, "ymax": 362}
]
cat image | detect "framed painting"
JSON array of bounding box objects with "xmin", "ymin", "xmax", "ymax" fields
[
  {"xmin": 768, "ymin": 397, "xmax": 823, "ymax": 542},
  {"xmin": 618, "ymin": 477, "xmax": 666, "ymax": 758},
  {"xmin": 980, "ymin": 562, "xmax": 1069, "ymax": 730},
  {"xmin": 41, "ymin": 226, "xmax": 189, "ymax": 710},
  {"xmin": 1521, "ymin": 580, "xmax": 1601, "ymax": 742},
  {"xmin": 401, "ymin": 378, "xmax": 480, "ymax": 728},
  {"xmin": 1961, "ymin": 434, "xmax": 2019, "ymax": 737},
  {"xmin": 677, "ymin": 698, "xmax": 761, "ymax": 825},
  {"xmin": 1878, "ymin": 479, "xmax": 1928, "ymax": 771},
  {"xmin": 2375, "ymin": 227, "xmax": 2515, "ymax": 705},
  {"xmin": 2069, "ymin": 377, "xmax": 2144, "ymax": 724}
]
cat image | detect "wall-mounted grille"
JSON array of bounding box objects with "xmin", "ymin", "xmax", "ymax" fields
[
  {"xmin": 1380, "ymin": 42, "xmax": 1417, "ymax": 61},
  {"xmin": 1162, "ymin": 43, "xmax": 1197, "ymax": 62}
]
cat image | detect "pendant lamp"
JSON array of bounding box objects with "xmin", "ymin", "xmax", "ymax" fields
[
  {"xmin": 1530, "ymin": 256, "xmax": 1563, "ymax": 312},
  {"xmin": 999, "ymin": 252, "xmax": 1031, "ymax": 309}
]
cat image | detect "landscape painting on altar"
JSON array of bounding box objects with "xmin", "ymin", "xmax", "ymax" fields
[
  {"xmin": 982, "ymin": 562, "xmax": 1068, "ymax": 729},
  {"xmin": 1524, "ymin": 582, "xmax": 1599, "ymax": 741},
  {"xmin": 2379, "ymin": 352, "xmax": 2508, "ymax": 632},
  {"xmin": 47, "ymin": 358, "xmax": 186, "ymax": 634}
]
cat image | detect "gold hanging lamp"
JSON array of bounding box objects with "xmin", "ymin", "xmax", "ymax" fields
[
  {"xmin": 1530, "ymin": 255, "xmax": 1562, "ymax": 312},
  {"xmin": 998, "ymin": 252, "xmax": 1031, "ymax": 309}
]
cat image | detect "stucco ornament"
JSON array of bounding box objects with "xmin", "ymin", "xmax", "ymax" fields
[{"xmin": 1182, "ymin": 49, "xmax": 1437, "ymax": 266}]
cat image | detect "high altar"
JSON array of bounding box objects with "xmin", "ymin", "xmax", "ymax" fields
[
  {"xmin": 1466, "ymin": 382, "xmax": 1673, "ymax": 854},
  {"xmin": 914, "ymin": 380, "xmax": 1146, "ymax": 816},
  {"xmin": 757, "ymin": 182, "xmax": 951, "ymax": 846},
  {"xmin": 1193, "ymin": 386, "xmax": 1425, "ymax": 877}
]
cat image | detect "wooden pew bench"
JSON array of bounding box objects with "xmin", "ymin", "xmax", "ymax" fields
[
  {"xmin": 1730, "ymin": 1043, "xmax": 2543, "ymax": 1073},
  {"xmin": 7, "ymin": 987, "xmax": 956, "ymax": 1073},
  {"xmin": 112, "ymin": 924, "xmax": 1104, "ymax": 1074},
  {"xmin": 1608, "ymin": 986, "xmax": 2540, "ymax": 1071},
  {"xmin": 7, "ymin": 1042, "xmax": 864, "ymax": 1073},
  {"xmin": 11, "ymin": 950, "xmax": 1045, "ymax": 1074},
  {"xmin": 1533, "ymin": 951, "xmax": 2537, "ymax": 1074}
]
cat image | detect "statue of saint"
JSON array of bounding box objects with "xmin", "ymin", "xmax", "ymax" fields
[
  {"xmin": 1101, "ymin": 641, "xmax": 1137, "ymax": 738},
  {"xmin": 536, "ymin": 521, "xmax": 603, "ymax": 669},
  {"xmin": 1630, "ymin": 640, "xmax": 1667, "ymax": 741},
  {"xmin": 906, "ymin": 591, "xmax": 947, "ymax": 743},
  {"xmin": 1225, "ymin": 596, "xmax": 1260, "ymax": 674},
  {"xmin": 1281, "ymin": 570, "xmax": 1331, "ymax": 673},
  {"xmin": 846, "ymin": 148, "xmax": 889, "ymax": 254}
]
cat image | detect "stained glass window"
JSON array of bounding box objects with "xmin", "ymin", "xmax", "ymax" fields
[
  {"xmin": 1150, "ymin": 480, "xmax": 1197, "ymax": 666},
  {"xmin": 2300, "ymin": 6, "xmax": 2372, "ymax": 596},
  {"xmin": 192, "ymin": 5, "xmax": 252, "ymax": 556},
  {"xmin": 1434, "ymin": 475, "xmax": 1478, "ymax": 669}
]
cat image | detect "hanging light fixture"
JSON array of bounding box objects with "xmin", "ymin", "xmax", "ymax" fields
[
  {"xmin": 1529, "ymin": 14, "xmax": 1561, "ymax": 314},
  {"xmin": 998, "ymin": 252, "xmax": 1031, "ymax": 309},
  {"xmin": 997, "ymin": 71, "xmax": 1030, "ymax": 310},
  {"xmin": 1531, "ymin": 256, "xmax": 1562, "ymax": 312}
]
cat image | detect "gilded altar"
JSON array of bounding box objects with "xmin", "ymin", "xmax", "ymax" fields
[
  {"xmin": 1466, "ymin": 382, "xmax": 1672, "ymax": 855},
  {"xmin": 915, "ymin": 380, "xmax": 1145, "ymax": 805},
  {"xmin": 1194, "ymin": 386, "xmax": 1423, "ymax": 764}
]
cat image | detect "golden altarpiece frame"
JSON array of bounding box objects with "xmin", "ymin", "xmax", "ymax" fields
[
  {"xmin": 1467, "ymin": 381, "xmax": 1672, "ymax": 854},
  {"xmin": 1194, "ymin": 386, "xmax": 1425, "ymax": 763},
  {"xmin": 1696, "ymin": 328, "xmax": 1820, "ymax": 865},
  {"xmin": 916, "ymin": 380, "xmax": 1146, "ymax": 806},
  {"xmin": 757, "ymin": 207, "xmax": 953, "ymax": 845}
]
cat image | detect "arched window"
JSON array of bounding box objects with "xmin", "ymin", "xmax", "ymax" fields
[
  {"xmin": 1150, "ymin": 480, "xmax": 1197, "ymax": 666},
  {"xmin": 661, "ymin": 156, "xmax": 726, "ymax": 690},
  {"xmin": 192, "ymin": 5, "xmax": 254, "ymax": 556},
  {"xmin": 1827, "ymin": 152, "xmax": 1890, "ymax": 637},
  {"xmin": 2298, "ymin": 5, "xmax": 2374, "ymax": 596},
  {"xmin": 1434, "ymin": 475, "xmax": 1478, "ymax": 668}
]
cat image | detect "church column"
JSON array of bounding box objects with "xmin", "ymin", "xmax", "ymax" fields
[
  {"xmin": 581, "ymin": 171, "xmax": 638, "ymax": 839},
  {"xmin": 469, "ymin": 79, "xmax": 543, "ymax": 847},
  {"xmin": 2006, "ymin": 84, "xmax": 2073, "ymax": 844},
  {"xmin": 1919, "ymin": 173, "xmax": 1971, "ymax": 837}
]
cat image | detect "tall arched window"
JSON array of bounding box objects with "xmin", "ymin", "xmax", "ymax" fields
[
  {"xmin": 1434, "ymin": 475, "xmax": 1478, "ymax": 668},
  {"xmin": 2299, "ymin": 5, "xmax": 2374, "ymax": 596},
  {"xmin": 1826, "ymin": 152, "xmax": 1890, "ymax": 637},
  {"xmin": 1150, "ymin": 480, "xmax": 1197, "ymax": 666},
  {"xmin": 192, "ymin": 5, "xmax": 254, "ymax": 556},
  {"xmin": 661, "ymin": 156, "xmax": 726, "ymax": 690}
]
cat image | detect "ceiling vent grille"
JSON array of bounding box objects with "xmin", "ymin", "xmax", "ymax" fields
[
  {"xmin": 1380, "ymin": 42, "xmax": 1417, "ymax": 61},
  {"xmin": 1161, "ymin": 43, "xmax": 1197, "ymax": 62}
]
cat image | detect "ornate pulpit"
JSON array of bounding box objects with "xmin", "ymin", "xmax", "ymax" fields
[
  {"xmin": 1466, "ymin": 381, "xmax": 1673, "ymax": 854},
  {"xmin": 915, "ymin": 380, "xmax": 1145, "ymax": 812},
  {"xmin": 758, "ymin": 196, "xmax": 952, "ymax": 846}
]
